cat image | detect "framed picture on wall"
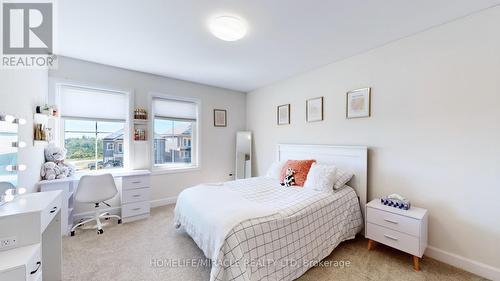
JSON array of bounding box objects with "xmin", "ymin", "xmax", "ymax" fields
[
  {"xmin": 214, "ymin": 109, "xmax": 227, "ymax": 127},
  {"xmin": 277, "ymin": 104, "xmax": 290, "ymax": 125},
  {"xmin": 346, "ymin": 88, "xmax": 371, "ymax": 119},
  {"xmin": 306, "ymin": 97, "xmax": 323, "ymax": 122}
]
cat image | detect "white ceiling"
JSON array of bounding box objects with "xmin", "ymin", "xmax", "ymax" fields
[{"xmin": 55, "ymin": 0, "xmax": 500, "ymax": 92}]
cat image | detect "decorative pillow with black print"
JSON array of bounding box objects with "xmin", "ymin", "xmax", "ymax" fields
[{"xmin": 280, "ymin": 167, "xmax": 296, "ymax": 187}]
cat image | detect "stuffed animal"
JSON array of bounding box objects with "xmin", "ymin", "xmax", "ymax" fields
[
  {"xmin": 44, "ymin": 143, "xmax": 66, "ymax": 162},
  {"xmin": 40, "ymin": 144, "xmax": 75, "ymax": 180},
  {"xmin": 40, "ymin": 162, "xmax": 61, "ymax": 180},
  {"xmin": 280, "ymin": 168, "xmax": 296, "ymax": 187}
]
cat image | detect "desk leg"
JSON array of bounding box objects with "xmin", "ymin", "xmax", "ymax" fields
[
  {"xmin": 43, "ymin": 211, "xmax": 62, "ymax": 280},
  {"xmin": 413, "ymin": 256, "xmax": 420, "ymax": 271}
]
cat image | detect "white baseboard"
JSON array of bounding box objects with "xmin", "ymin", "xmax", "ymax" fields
[
  {"xmin": 150, "ymin": 196, "xmax": 177, "ymax": 208},
  {"xmin": 425, "ymin": 246, "xmax": 500, "ymax": 280}
]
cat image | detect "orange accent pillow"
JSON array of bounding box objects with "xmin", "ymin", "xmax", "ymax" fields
[{"xmin": 280, "ymin": 160, "xmax": 316, "ymax": 187}]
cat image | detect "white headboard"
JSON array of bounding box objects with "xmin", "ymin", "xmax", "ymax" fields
[{"xmin": 277, "ymin": 144, "xmax": 368, "ymax": 225}]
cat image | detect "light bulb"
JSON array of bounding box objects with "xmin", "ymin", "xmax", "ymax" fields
[
  {"xmin": 18, "ymin": 164, "xmax": 27, "ymax": 171},
  {"xmin": 5, "ymin": 165, "xmax": 13, "ymax": 172},
  {"xmin": 15, "ymin": 118, "xmax": 26, "ymax": 125},
  {"xmin": 12, "ymin": 141, "xmax": 26, "ymax": 148},
  {"xmin": 1, "ymin": 115, "xmax": 15, "ymax": 123},
  {"xmin": 18, "ymin": 187, "xmax": 26, "ymax": 194},
  {"xmin": 4, "ymin": 194, "xmax": 14, "ymax": 202}
]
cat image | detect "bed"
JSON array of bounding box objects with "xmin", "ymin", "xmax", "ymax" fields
[{"xmin": 174, "ymin": 144, "xmax": 368, "ymax": 281}]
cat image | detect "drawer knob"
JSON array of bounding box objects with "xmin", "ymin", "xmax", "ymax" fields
[
  {"xmin": 132, "ymin": 181, "xmax": 141, "ymax": 184},
  {"xmin": 384, "ymin": 218, "xmax": 398, "ymax": 224},
  {"xmin": 132, "ymin": 207, "xmax": 141, "ymax": 211},
  {"xmin": 49, "ymin": 206, "xmax": 58, "ymax": 214},
  {"xmin": 30, "ymin": 261, "xmax": 41, "ymax": 275},
  {"xmin": 132, "ymin": 194, "xmax": 141, "ymax": 198},
  {"xmin": 383, "ymin": 234, "xmax": 399, "ymax": 241}
]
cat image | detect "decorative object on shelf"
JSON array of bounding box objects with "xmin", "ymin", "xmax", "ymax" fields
[
  {"xmin": 214, "ymin": 109, "xmax": 227, "ymax": 127},
  {"xmin": 134, "ymin": 108, "xmax": 148, "ymax": 120},
  {"xmin": 36, "ymin": 104, "xmax": 58, "ymax": 117},
  {"xmin": 277, "ymin": 104, "xmax": 290, "ymax": 125},
  {"xmin": 380, "ymin": 193, "xmax": 411, "ymax": 210},
  {"xmin": 346, "ymin": 87, "xmax": 371, "ymax": 119},
  {"xmin": 306, "ymin": 97, "xmax": 324, "ymax": 122},
  {"xmin": 34, "ymin": 123, "xmax": 51, "ymax": 141},
  {"xmin": 134, "ymin": 128, "xmax": 147, "ymax": 141},
  {"xmin": 33, "ymin": 113, "xmax": 56, "ymax": 145},
  {"xmin": 0, "ymin": 113, "xmax": 27, "ymax": 206},
  {"xmin": 40, "ymin": 144, "xmax": 75, "ymax": 180}
]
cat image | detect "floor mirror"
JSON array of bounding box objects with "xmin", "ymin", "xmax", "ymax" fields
[{"xmin": 235, "ymin": 131, "xmax": 252, "ymax": 179}]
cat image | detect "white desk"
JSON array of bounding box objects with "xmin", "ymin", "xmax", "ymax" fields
[
  {"xmin": 0, "ymin": 191, "xmax": 63, "ymax": 281},
  {"xmin": 38, "ymin": 170, "xmax": 151, "ymax": 235}
]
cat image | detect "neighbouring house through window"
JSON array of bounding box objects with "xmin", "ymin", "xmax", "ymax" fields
[
  {"xmin": 152, "ymin": 97, "xmax": 198, "ymax": 169},
  {"xmin": 58, "ymin": 84, "xmax": 129, "ymax": 172}
]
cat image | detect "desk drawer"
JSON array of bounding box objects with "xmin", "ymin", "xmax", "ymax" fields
[
  {"xmin": 367, "ymin": 207, "xmax": 420, "ymax": 237},
  {"xmin": 367, "ymin": 223, "xmax": 420, "ymax": 256},
  {"xmin": 122, "ymin": 176, "xmax": 150, "ymax": 190},
  {"xmin": 122, "ymin": 188, "xmax": 150, "ymax": 204},
  {"xmin": 122, "ymin": 201, "xmax": 150, "ymax": 218},
  {"xmin": 41, "ymin": 193, "xmax": 62, "ymax": 232},
  {"xmin": 26, "ymin": 245, "xmax": 42, "ymax": 281}
]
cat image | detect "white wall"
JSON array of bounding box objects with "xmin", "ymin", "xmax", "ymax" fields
[
  {"xmin": 0, "ymin": 69, "xmax": 48, "ymax": 193},
  {"xmin": 247, "ymin": 5, "xmax": 500, "ymax": 276},
  {"xmin": 49, "ymin": 57, "xmax": 246, "ymax": 211}
]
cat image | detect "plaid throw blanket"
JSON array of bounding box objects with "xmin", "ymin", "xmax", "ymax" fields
[{"xmin": 210, "ymin": 185, "xmax": 363, "ymax": 281}]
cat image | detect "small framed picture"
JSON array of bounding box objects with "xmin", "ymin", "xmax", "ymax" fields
[
  {"xmin": 306, "ymin": 97, "xmax": 323, "ymax": 122},
  {"xmin": 346, "ymin": 88, "xmax": 371, "ymax": 119},
  {"xmin": 214, "ymin": 109, "xmax": 227, "ymax": 127},
  {"xmin": 277, "ymin": 104, "xmax": 290, "ymax": 125}
]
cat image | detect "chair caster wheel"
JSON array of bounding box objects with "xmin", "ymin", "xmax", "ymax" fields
[
  {"xmin": 118, "ymin": 219, "xmax": 122, "ymax": 224},
  {"xmin": 70, "ymin": 231, "xmax": 75, "ymax": 237},
  {"xmin": 97, "ymin": 229, "xmax": 104, "ymax": 235}
]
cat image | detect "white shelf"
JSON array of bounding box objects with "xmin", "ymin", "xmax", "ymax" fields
[{"xmin": 133, "ymin": 119, "xmax": 148, "ymax": 124}]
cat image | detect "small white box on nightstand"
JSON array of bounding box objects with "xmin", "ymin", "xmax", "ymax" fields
[{"xmin": 366, "ymin": 199, "xmax": 428, "ymax": 271}]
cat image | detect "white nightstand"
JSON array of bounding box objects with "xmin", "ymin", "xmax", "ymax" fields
[{"xmin": 366, "ymin": 199, "xmax": 428, "ymax": 271}]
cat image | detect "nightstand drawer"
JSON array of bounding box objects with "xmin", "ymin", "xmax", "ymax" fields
[
  {"xmin": 367, "ymin": 223, "xmax": 420, "ymax": 256},
  {"xmin": 367, "ymin": 207, "xmax": 420, "ymax": 236}
]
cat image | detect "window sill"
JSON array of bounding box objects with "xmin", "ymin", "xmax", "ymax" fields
[{"xmin": 151, "ymin": 165, "xmax": 200, "ymax": 175}]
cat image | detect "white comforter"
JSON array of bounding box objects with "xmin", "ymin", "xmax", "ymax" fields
[
  {"xmin": 174, "ymin": 177, "xmax": 363, "ymax": 281},
  {"xmin": 174, "ymin": 182, "xmax": 277, "ymax": 259}
]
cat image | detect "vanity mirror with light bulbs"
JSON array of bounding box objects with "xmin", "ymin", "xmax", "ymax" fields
[
  {"xmin": 0, "ymin": 113, "xmax": 27, "ymax": 205},
  {"xmin": 235, "ymin": 131, "xmax": 252, "ymax": 179}
]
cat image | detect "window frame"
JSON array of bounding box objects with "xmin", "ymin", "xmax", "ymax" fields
[
  {"xmin": 49, "ymin": 78, "xmax": 134, "ymax": 174},
  {"xmin": 149, "ymin": 93, "xmax": 201, "ymax": 174},
  {"xmin": 106, "ymin": 143, "xmax": 114, "ymax": 151}
]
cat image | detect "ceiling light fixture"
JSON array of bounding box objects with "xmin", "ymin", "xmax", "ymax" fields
[{"xmin": 209, "ymin": 15, "xmax": 248, "ymax": 42}]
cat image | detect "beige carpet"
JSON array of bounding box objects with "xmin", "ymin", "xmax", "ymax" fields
[{"xmin": 63, "ymin": 205, "xmax": 486, "ymax": 281}]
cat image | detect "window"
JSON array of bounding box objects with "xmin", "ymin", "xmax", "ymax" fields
[
  {"xmin": 58, "ymin": 84, "xmax": 129, "ymax": 172},
  {"xmin": 152, "ymin": 97, "xmax": 198, "ymax": 169}
]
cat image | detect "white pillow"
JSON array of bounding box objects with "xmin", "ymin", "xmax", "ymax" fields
[
  {"xmin": 303, "ymin": 163, "xmax": 337, "ymax": 193},
  {"xmin": 333, "ymin": 168, "xmax": 354, "ymax": 190},
  {"xmin": 265, "ymin": 161, "xmax": 285, "ymax": 179}
]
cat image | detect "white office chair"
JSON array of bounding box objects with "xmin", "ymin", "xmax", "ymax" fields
[{"xmin": 70, "ymin": 174, "xmax": 122, "ymax": 236}]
